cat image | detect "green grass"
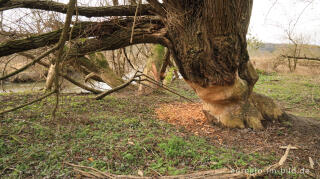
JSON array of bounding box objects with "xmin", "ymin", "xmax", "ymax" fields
[
  {"xmin": 254, "ymin": 71, "xmax": 320, "ymax": 118},
  {"xmin": 1, "ymin": 72, "xmax": 318, "ymax": 177},
  {"xmin": 0, "ymin": 91, "xmax": 274, "ymax": 178}
]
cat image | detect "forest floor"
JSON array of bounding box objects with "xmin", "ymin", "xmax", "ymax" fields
[{"xmin": 0, "ymin": 71, "xmax": 319, "ymax": 178}]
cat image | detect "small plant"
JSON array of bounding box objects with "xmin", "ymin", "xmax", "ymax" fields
[{"xmin": 158, "ymin": 136, "xmax": 195, "ymax": 159}]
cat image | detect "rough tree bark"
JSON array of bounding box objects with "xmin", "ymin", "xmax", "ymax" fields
[
  {"xmin": 0, "ymin": 18, "xmax": 165, "ymax": 58},
  {"xmin": 0, "ymin": 0, "xmax": 153, "ymax": 17},
  {"xmin": 162, "ymin": 0, "xmax": 285, "ymax": 129}
]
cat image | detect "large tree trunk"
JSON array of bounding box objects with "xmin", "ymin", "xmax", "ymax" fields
[{"xmin": 164, "ymin": 0, "xmax": 285, "ymax": 129}]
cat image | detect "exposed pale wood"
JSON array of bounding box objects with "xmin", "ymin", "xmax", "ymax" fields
[
  {"xmin": 249, "ymin": 144, "xmax": 292, "ymax": 178},
  {"xmin": 280, "ymin": 146, "xmax": 298, "ymax": 150},
  {"xmin": 279, "ymin": 144, "xmax": 292, "ymax": 166},
  {"xmin": 0, "ymin": 45, "xmax": 58, "ymax": 81},
  {"xmin": 309, "ymin": 157, "xmax": 315, "ymax": 169},
  {"xmin": 95, "ymin": 72, "xmax": 139, "ymax": 100},
  {"xmin": 19, "ymin": 52, "xmax": 103, "ymax": 94}
]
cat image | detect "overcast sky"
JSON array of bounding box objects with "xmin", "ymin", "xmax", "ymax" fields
[{"xmin": 250, "ymin": 0, "xmax": 320, "ymax": 45}]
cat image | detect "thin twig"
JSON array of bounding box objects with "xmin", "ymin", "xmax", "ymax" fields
[
  {"xmin": 248, "ymin": 144, "xmax": 293, "ymax": 178},
  {"xmin": 95, "ymin": 71, "xmax": 139, "ymax": 100},
  {"xmin": 1, "ymin": 54, "xmax": 17, "ymax": 91},
  {"xmin": 51, "ymin": 0, "xmax": 77, "ymax": 119},
  {"xmin": 19, "ymin": 52, "xmax": 103, "ymax": 94},
  {"xmin": 0, "ymin": 46, "xmax": 58, "ymax": 81},
  {"xmin": 65, "ymin": 162, "xmax": 114, "ymax": 178},
  {"xmin": 0, "ymin": 91, "xmax": 55, "ymax": 116},
  {"xmin": 140, "ymin": 75, "xmax": 193, "ymax": 102},
  {"xmin": 122, "ymin": 47, "xmax": 136, "ymax": 70},
  {"xmin": 130, "ymin": 0, "xmax": 141, "ymax": 44}
]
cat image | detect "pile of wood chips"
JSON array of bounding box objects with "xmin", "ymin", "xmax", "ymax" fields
[{"xmin": 155, "ymin": 102, "xmax": 217, "ymax": 136}]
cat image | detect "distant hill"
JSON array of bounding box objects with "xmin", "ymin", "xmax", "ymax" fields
[
  {"xmin": 258, "ymin": 43, "xmax": 287, "ymax": 53},
  {"xmin": 251, "ymin": 43, "xmax": 320, "ymax": 57}
]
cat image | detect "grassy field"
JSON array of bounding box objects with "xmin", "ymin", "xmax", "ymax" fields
[
  {"xmin": 254, "ymin": 70, "xmax": 320, "ymax": 119},
  {"xmin": 0, "ymin": 71, "xmax": 319, "ymax": 178}
]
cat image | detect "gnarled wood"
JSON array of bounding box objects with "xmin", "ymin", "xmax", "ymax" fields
[
  {"xmin": 162, "ymin": 0, "xmax": 285, "ymax": 129},
  {"xmin": 0, "ymin": 18, "xmax": 165, "ymax": 58}
]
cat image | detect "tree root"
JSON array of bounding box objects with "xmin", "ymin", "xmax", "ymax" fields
[{"xmin": 202, "ymin": 92, "xmax": 286, "ymax": 130}]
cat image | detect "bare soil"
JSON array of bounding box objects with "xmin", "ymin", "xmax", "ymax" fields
[{"xmin": 156, "ymin": 102, "xmax": 320, "ymax": 177}]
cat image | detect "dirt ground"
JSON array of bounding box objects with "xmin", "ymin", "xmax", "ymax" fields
[{"xmin": 155, "ymin": 102, "xmax": 320, "ymax": 177}]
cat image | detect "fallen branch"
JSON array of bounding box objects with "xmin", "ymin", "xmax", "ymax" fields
[
  {"xmin": 0, "ymin": 91, "xmax": 55, "ymax": 116},
  {"xmin": 281, "ymin": 55, "xmax": 320, "ymax": 62},
  {"xmin": 0, "ymin": 46, "xmax": 58, "ymax": 81},
  {"xmin": 248, "ymin": 144, "xmax": 294, "ymax": 178},
  {"xmin": 19, "ymin": 52, "xmax": 103, "ymax": 94},
  {"xmin": 95, "ymin": 72, "xmax": 139, "ymax": 100},
  {"xmin": 141, "ymin": 76, "xmax": 193, "ymax": 102},
  {"xmin": 61, "ymin": 74, "xmax": 103, "ymax": 94},
  {"xmin": 65, "ymin": 162, "xmax": 114, "ymax": 178},
  {"xmin": 66, "ymin": 143, "xmax": 304, "ymax": 179},
  {"xmin": 66, "ymin": 161, "xmax": 246, "ymax": 179}
]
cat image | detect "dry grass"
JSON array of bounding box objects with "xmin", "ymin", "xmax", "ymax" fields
[{"xmin": 251, "ymin": 57, "xmax": 320, "ymax": 76}]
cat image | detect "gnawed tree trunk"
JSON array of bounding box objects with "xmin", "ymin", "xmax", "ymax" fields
[
  {"xmin": 164, "ymin": 0, "xmax": 285, "ymax": 129},
  {"xmin": 138, "ymin": 44, "xmax": 166, "ymax": 94}
]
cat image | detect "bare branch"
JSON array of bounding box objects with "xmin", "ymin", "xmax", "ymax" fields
[
  {"xmin": 0, "ymin": 91, "xmax": 55, "ymax": 115},
  {"xmin": 95, "ymin": 71, "xmax": 139, "ymax": 100},
  {"xmin": 0, "ymin": 18, "xmax": 165, "ymax": 58},
  {"xmin": 0, "ymin": 0, "xmax": 154, "ymax": 17},
  {"xmin": 19, "ymin": 53, "xmax": 103, "ymax": 94},
  {"xmin": 0, "ymin": 46, "xmax": 58, "ymax": 81},
  {"xmin": 146, "ymin": 0, "xmax": 166, "ymax": 17},
  {"xmin": 281, "ymin": 55, "xmax": 320, "ymax": 61}
]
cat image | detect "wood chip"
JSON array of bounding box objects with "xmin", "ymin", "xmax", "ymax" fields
[
  {"xmin": 137, "ymin": 170, "xmax": 144, "ymax": 176},
  {"xmin": 280, "ymin": 146, "xmax": 298, "ymax": 150},
  {"xmin": 279, "ymin": 144, "xmax": 292, "ymax": 166},
  {"xmin": 309, "ymin": 157, "xmax": 315, "ymax": 169}
]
